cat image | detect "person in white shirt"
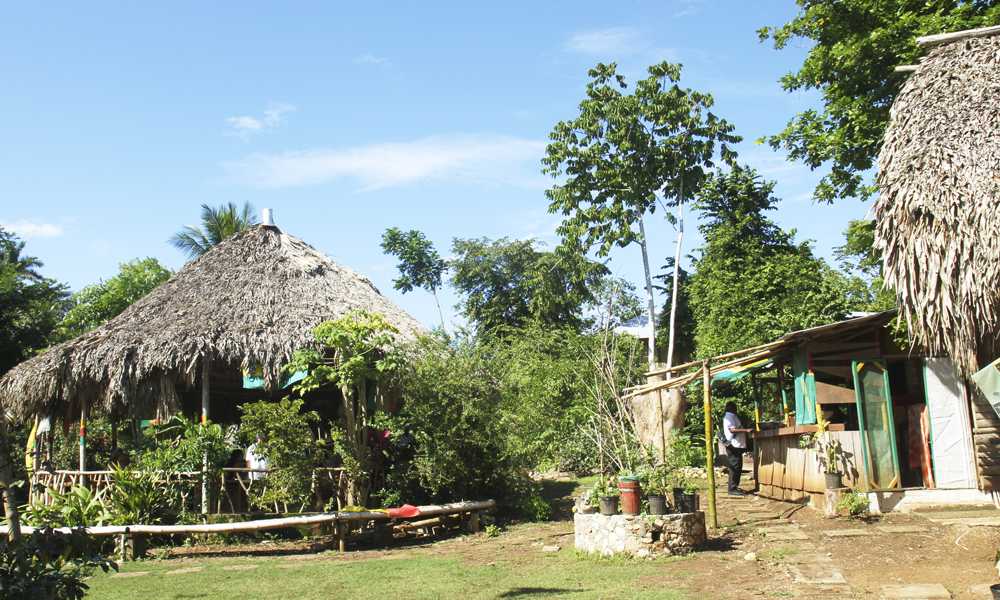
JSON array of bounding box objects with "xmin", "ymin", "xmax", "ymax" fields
[
  {"xmin": 245, "ymin": 433, "xmax": 269, "ymax": 482},
  {"xmin": 723, "ymin": 401, "xmax": 751, "ymax": 496}
]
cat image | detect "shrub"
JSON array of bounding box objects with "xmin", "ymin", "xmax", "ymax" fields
[
  {"xmin": 517, "ymin": 490, "xmax": 553, "ymax": 522},
  {"xmin": 135, "ymin": 416, "xmax": 231, "ymax": 512},
  {"xmin": 0, "ymin": 529, "xmax": 116, "ymax": 600},
  {"xmin": 836, "ymin": 487, "xmax": 871, "ymax": 517},
  {"xmin": 239, "ymin": 398, "xmax": 326, "ymax": 510},
  {"xmin": 22, "ymin": 486, "xmax": 112, "ymax": 528},
  {"xmin": 106, "ymin": 464, "xmax": 168, "ymax": 526}
]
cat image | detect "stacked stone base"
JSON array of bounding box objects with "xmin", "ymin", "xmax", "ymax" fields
[{"xmin": 574, "ymin": 512, "xmax": 707, "ymax": 558}]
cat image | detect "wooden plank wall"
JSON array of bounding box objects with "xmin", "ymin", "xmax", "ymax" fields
[
  {"xmin": 756, "ymin": 431, "xmax": 866, "ymax": 500},
  {"xmin": 970, "ymin": 390, "xmax": 1000, "ymax": 491}
]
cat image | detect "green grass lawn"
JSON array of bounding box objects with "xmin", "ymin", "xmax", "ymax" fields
[{"xmin": 85, "ymin": 546, "xmax": 692, "ymax": 600}]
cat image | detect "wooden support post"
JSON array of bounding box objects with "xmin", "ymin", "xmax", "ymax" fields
[
  {"xmin": 201, "ymin": 355, "xmax": 211, "ymax": 514},
  {"xmin": 122, "ymin": 532, "xmax": 148, "ymax": 560},
  {"xmin": 468, "ymin": 511, "xmax": 480, "ymax": 533},
  {"xmin": 337, "ymin": 521, "xmax": 346, "ymax": 552},
  {"xmin": 703, "ymin": 361, "xmax": 717, "ymax": 530},
  {"xmin": 778, "ymin": 362, "xmax": 790, "ymax": 426},
  {"xmin": 751, "ymin": 373, "xmax": 761, "ymax": 431},
  {"xmin": 0, "ymin": 411, "xmax": 22, "ymax": 543},
  {"xmin": 79, "ymin": 398, "xmax": 87, "ymax": 472}
]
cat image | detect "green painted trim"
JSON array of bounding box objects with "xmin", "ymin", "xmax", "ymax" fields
[
  {"xmin": 853, "ymin": 359, "xmax": 901, "ymax": 490},
  {"xmin": 921, "ymin": 358, "xmax": 936, "ymax": 469},
  {"xmin": 852, "ymin": 362, "xmax": 872, "ymax": 491}
]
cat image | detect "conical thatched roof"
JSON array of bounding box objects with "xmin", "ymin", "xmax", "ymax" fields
[
  {"xmin": 875, "ymin": 31, "xmax": 1000, "ymax": 377},
  {"xmin": 0, "ymin": 225, "xmax": 427, "ymax": 423}
]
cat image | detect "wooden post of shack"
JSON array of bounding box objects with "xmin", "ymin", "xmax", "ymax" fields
[
  {"xmin": 703, "ymin": 360, "xmax": 718, "ymax": 529},
  {"xmin": 201, "ymin": 355, "xmax": 211, "ymax": 514}
]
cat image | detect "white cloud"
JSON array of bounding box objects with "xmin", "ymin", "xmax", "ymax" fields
[
  {"xmin": 565, "ymin": 27, "xmax": 646, "ymax": 56},
  {"xmin": 226, "ymin": 102, "xmax": 296, "ymax": 141},
  {"xmin": 354, "ymin": 54, "xmax": 392, "ymax": 68},
  {"xmin": 2, "ymin": 220, "xmax": 63, "ymax": 238},
  {"xmin": 218, "ymin": 134, "xmax": 547, "ymax": 190}
]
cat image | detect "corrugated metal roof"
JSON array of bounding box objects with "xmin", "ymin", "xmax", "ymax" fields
[{"xmin": 613, "ymin": 311, "xmax": 660, "ymax": 340}]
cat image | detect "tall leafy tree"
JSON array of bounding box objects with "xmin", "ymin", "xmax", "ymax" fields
[
  {"xmin": 0, "ymin": 227, "xmax": 71, "ymax": 377},
  {"xmin": 759, "ymin": 1, "xmax": 1000, "ymax": 204},
  {"xmin": 58, "ymin": 257, "xmax": 173, "ymax": 339},
  {"xmin": 542, "ymin": 61, "xmax": 740, "ymax": 367},
  {"xmin": 169, "ymin": 201, "xmax": 259, "ymax": 259},
  {"xmin": 449, "ymin": 237, "xmax": 608, "ymax": 337},
  {"xmin": 688, "ymin": 166, "xmax": 853, "ymax": 356},
  {"xmin": 833, "ymin": 220, "xmax": 897, "ymax": 313},
  {"xmin": 380, "ymin": 228, "xmax": 448, "ymax": 332}
]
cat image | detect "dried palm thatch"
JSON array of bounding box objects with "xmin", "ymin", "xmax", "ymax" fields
[
  {"xmin": 0, "ymin": 225, "xmax": 427, "ymax": 423},
  {"xmin": 876, "ymin": 33, "xmax": 1000, "ymax": 377}
]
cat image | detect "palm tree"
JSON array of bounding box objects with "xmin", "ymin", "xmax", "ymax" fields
[
  {"xmin": 0, "ymin": 227, "xmax": 43, "ymax": 281},
  {"xmin": 169, "ymin": 202, "xmax": 259, "ymax": 259}
]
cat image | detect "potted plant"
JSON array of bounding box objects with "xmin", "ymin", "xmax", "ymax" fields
[
  {"xmin": 675, "ymin": 478, "xmax": 700, "ymax": 513},
  {"xmin": 590, "ymin": 474, "xmax": 619, "ymax": 515},
  {"xmin": 800, "ymin": 415, "xmax": 844, "ymax": 489},
  {"xmin": 642, "ymin": 465, "xmax": 670, "ymax": 515}
]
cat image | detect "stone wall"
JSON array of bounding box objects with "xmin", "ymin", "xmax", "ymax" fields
[{"xmin": 574, "ymin": 512, "xmax": 707, "ymax": 558}]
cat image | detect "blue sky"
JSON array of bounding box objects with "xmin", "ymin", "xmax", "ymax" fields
[{"xmin": 1, "ymin": 1, "xmax": 872, "ymax": 330}]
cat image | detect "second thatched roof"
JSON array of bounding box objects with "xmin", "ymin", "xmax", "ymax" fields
[
  {"xmin": 0, "ymin": 224, "xmax": 427, "ymax": 423},
  {"xmin": 876, "ymin": 29, "xmax": 1000, "ymax": 377}
]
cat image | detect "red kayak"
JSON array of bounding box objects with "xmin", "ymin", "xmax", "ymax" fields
[{"xmin": 386, "ymin": 504, "xmax": 421, "ymax": 518}]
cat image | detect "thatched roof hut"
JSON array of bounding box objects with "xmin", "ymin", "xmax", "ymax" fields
[
  {"xmin": 0, "ymin": 224, "xmax": 427, "ymax": 424},
  {"xmin": 876, "ymin": 26, "xmax": 1000, "ymax": 377}
]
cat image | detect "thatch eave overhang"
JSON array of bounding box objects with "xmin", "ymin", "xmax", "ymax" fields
[
  {"xmin": 0, "ymin": 225, "xmax": 428, "ymax": 423},
  {"xmin": 875, "ymin": 29, "xmax": 1000, "ymax": 377}
]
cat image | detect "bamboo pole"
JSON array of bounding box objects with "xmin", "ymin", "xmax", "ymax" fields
[
  {"xmin": 201, "ymin": 355, "xmax": 211, "ymax": 514},
  {"xmin": 703, "ymin": 361, "xmax": 717, "ymax": 529},
  {"xmin": 752, "ymin": 373, "xmax": 761, "ymax": 431},
  {"xmin": 79, "ymin": 398, "xmax": 87, "ymax": 487},
  {"xmin": 916, "ymin": 24, "xmax": 1000, "ymax": 47},
  {"xmin": 0, "ymin": 500, "xmax": 497, "ymax": 536},
  {"xmin": 645, "ymin": 339, "xmax": 787, "ymax": 377},
  {"xmin": 626, "ymin": 346, "xmax": 780, "ymax": 400}
]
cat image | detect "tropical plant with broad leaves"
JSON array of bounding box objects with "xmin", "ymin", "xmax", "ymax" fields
[{"xmin": 287, "ymin": 310, "xmax": 404, "ymax": 507}]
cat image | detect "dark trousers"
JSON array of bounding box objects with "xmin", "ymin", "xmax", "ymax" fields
[{"xmin": 727, "ymin": 445, "xmax": 744, "ymax": 493}]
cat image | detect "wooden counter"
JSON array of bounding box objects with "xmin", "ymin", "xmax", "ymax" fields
[{"xmin": 752, "ymin": 423, "xmax": 846, "ymax": 438}]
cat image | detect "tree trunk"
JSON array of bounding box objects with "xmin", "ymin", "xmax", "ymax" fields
[
  {"xmin": 665, "ymin": 188, "xmax": 684, "ymax": 374},
  {"xmin": 637, "ymin": 214, "xmax": 657, "ymax": 367},
  {"xmin": 432, "ymin": 287, "xmax": 446, "ymax": 333},
  {"xmin": 662, "ymin": 186, "xmax": 686, "ymax": 441},
  {"xmin": 0, "ymin": 412, "xmax": 22, "ymax": 543}
]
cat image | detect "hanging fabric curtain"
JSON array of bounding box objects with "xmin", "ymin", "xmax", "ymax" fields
[{"xmin": 242, "ymin": 365, "xmax": 307, "ymax": 390}]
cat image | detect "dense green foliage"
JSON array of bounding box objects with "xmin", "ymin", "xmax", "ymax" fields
[
  {"xmin": 384, "ymin": 325, "xmax": 601, "ymax": 505},
  {"xmin": 287, "ymin": 310, "xmax": 404, "ymax": 506},
  {"xmin": 834, "ymin": 219, "xmax": 897, "ymax": 313},
  {"xmin": 688, "ymin": 166, "xmax": 853, "ymax": 357},
  {"xmin": 655, "ymin": 260, "xmax": 696, "ymax": 365},
  {"xmin": 0, "ymin": 529, "xmax": 116, "ymax": 600},
  {"xmin": 0, "ymin": 227, "xmax": 71, "ymax": 376},
  {"xmin": 238, "ymin": 398, "xmax": 325, "ymax": 509},
  {"xmin": 58, "ymin": 258, "xmax": 172, "ymax": 339},
  {"xmin": 759, "ymin": 0, "xmax": 1000, "ymax": 203},
  {"xmin": 169, "ymin": 201, "xmax": 259, "ymax": 258},
  {"xmin": 135, "ymin": 417, "xmax": 231, "ymax": 512},
  {"xmin": 542, "ymin": 61, "xmax": 740, "ymax": 257},
  {"xmin": 450, "ymin": 237, "xmax": 608, "ymax": 336}
]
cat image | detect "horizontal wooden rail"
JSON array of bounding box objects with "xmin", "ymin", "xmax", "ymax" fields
[{"xmin": 0, "ymin": 500, "xmax": 496, "ymax": 536}]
